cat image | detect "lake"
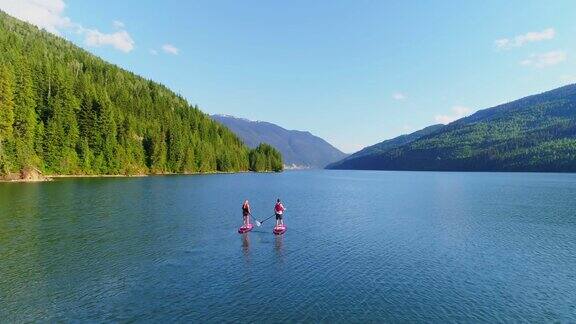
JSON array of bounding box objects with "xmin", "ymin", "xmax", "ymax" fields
[{"xmin": 1, "ymin": 171, "xmax": 576, "ymax": 322}]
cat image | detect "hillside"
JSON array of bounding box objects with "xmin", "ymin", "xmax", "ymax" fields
[
  {"xmin": 211, "ymin": 115, "xmax": 347, "ymax": 168},
  {"xmin": 0, "ymin": 11, "xmax": 282, "ymax": 177},
  {"xmin": 327, "ymin": 124, "xmax": 444, "ymax": 169},
  {"xmin": 327, "ymin": 84, "xmax": 576, "ymax": 172}
]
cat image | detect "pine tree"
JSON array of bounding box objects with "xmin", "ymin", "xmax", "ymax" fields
[
  {"xmin": 13, "ymin": 58, "xmax": 37, "ymax": 168},
  {"xmin": 0, "ymin": 11, "xmax": 284, "ymax": 177},
  {"xmin": 0, "ymin": 63, "xmax": 15, "ymax": 174},
  {"xmin": 0, "ymin": 63, "xmax": 15, "ymax": 141}
]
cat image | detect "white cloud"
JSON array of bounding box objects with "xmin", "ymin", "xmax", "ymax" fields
[
  {"xmin": 162, "ymin": 44, "xmax": 179, "ymax": 55},
  {"xmin": 495, "ymin": 28, "xmax": 555, "ymax": 50},
  {"xmin": 494, "ymin": 38, "xmax": 511, "ymax": 49},
  {"xmin": 435, "ymin": 106, "xmax": 472, "ymax": 124},
  {"xmin": 0, "ymin": 0, "xmax": 134, "ymax": 53},
  {"xmin": 0, "ymin": 0, "xmax": 72, "ymax": 34},
  {"xmin": 85, "ymin": 29, "xmax": 134, "ymax": 53},
  {"xmin": 392, "ymin": 92, "xmax": 406, "ymax": 100},
  {"xmin": 150, "ymin": 45, "xmax": 180, "ymax": 56},
  {"xmin": 113, "ymin": 20, "xmax": 125, "ymax": 29},
  {"xmin": 520, "ymin": 51, "xmax": 566, "ymax": 68}
]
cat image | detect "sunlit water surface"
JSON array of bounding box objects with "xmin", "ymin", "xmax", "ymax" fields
[{"xmin": 1, "ymin": 171, "xmax": 576, "ymax": 322}]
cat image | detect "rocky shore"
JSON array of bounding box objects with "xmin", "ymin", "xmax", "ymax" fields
[{"xmin": 0, "ymin": 167, "xmax": 51, "ymax": 182}]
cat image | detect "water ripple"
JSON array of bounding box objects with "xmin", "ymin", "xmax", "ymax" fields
[{"xmin": 1, "ymin": 172, "xmax": 576, "ymax": 322}]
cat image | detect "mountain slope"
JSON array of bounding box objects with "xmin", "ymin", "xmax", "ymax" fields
[
  {"xmin": 0, "ymin": 11, "xmax": 282, "ymax": 176},
  {"xmin": 327, "ymin": 124, "xmax": 444, "ymax": 169},
  {"xmin": 212, "ymin": 115, "xmax": 347, "ymax": 168},
  {"xmin": 328, "ymin": 84, "xmax": 576, "ymax": 172}
]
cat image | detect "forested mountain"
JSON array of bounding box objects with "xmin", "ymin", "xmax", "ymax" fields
[
  {"xmin": 0, "ymin": 11, "xmax": 282, "ymax": 178},
  {"xmin": 249, "ymin": 143, "xmax": 283, "ymax": 172},
  {"xmin": 211, "ymin": 114, "xmax": 347, "ymax": 168},
  {"xmin": 328, "ymin": 84, "xmax": 576, "ymax": 172},
  {"xmin": 327, "ymin": 124, "xmax": 444, "ymax": 169}
]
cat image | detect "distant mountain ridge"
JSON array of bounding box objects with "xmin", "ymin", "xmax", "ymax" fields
[
  {"xmin": 211, "ymin": 115, "xmax": 347, "ymax": 168},
  {"xmin": 328, "ymin": 84, "xmax": 576, "ymax": 172},
  {"xmin": 327, "ymin": 124, "xmax": 444, "ymax": 169}
]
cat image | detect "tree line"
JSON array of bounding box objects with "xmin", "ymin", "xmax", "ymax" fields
[
  {"xmin": 328, "ymin": 84, "xmax": 576, "ymax": 172},
  {"xmin": 0, "ymin": 11, "xmax": 282, "ymax": 177}
]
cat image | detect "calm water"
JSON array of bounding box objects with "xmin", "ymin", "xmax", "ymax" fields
[{"xmin": 1, "ymin": 171, "xmax": 576, "ymax": 322}]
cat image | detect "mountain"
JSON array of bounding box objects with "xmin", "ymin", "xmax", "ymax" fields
[
  {"xmin": 211, "ymin": 115, "xmax": 347, "ymax": 168},
  {"xmin": 0, "ymin": 11, "xmax": 282, "ymax": 178},
  {"xmin": 327, "ymin": 84, "xmax": 576, "ymax": 172},
  {"xmin": 327, "ymin": 124, "xmax": 444, "ymax": 169}
]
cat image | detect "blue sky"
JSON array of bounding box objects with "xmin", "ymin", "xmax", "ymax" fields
[{"xmin": 1, "ymin": 1, "xmax": 575, "ymax": 152}]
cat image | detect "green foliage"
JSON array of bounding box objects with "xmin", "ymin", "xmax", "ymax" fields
[
  {"xmin": 327, "ymin": 124, "xmax": 444, "ymax": 169},
  {"xmin": 0, "ymin": 11, "xmax": 282, "ymax": 176},
  {"xmin": 0, "ymin": 62, "xmax": 15, "ymax": 141},
  {"xmin": 329, "ymin": 84, "xmax": 576, "ymax": 172},
  {"xmin": 13, "ymin": 57, "xmax": 38, "ymax": 168},
  {"xmin": 249, "ymin": 143, "xmax": 283, "ymax": 172},
  {"xmin": 0, "ymin": 62, "xmax": 15, "ymax": 174}
]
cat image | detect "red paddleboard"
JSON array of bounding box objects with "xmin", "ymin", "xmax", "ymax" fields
[
  {"xmin": 273, "ymin": 224, "xmax": 286, "ymax": 235},
  {"xmin": 238, "ymin": 223, "xmax": 254, "ymax": 234}
]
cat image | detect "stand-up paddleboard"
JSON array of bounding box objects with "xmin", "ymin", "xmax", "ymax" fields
[
  {"xmin": 238, "ymin": 223, "xmax": 254, "ymax": 234},
  {"xmin": 273, "ymin": 224, "xmax": 286, "ymax": 235}
]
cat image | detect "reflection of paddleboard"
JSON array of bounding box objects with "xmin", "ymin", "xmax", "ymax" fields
[
  {"xmin": 273, "ymin": 224, "xmax": 286, "ymax": 235},
  {"xmin": 238, "ymin": 223, "xmax": 254, "ymax": 234}
]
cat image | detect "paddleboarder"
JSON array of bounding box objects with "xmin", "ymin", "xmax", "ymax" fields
[
  {"xmin": 242, "ymin": 200, "xmax": 251, "ymax": 227},
  {"xmin": 274, "ymin": 198, "xmax": 286, "ymax": 226}
]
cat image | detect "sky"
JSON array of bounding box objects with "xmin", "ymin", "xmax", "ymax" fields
[{"xmin": 1, "ymin": 1, "xmax": 575, "ymax": 153}]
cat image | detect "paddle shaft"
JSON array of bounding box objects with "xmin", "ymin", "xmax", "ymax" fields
[{"xmin": 259, "ymin": 213, "xmax": 277, "ymax": 225}]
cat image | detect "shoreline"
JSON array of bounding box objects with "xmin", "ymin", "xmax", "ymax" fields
[
  {"xmin": 49, "ymin": 174, "xmax": 149, "ymax": 179},
  {"xmin": 0, "ymin": 178, "xmax": 53, "ymax": 183},
  {"xmin": 0, "ymin": 169, "xmax": 278, "ymax": 183}
]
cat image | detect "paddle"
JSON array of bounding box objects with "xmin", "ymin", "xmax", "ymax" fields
[{"xmin": 254, "ymin": 214, "xmax": 276, "ymax": 227}]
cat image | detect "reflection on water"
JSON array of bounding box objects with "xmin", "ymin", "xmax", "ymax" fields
[
  {"xmin": 241, "ymin": 233, "xmax": 250, "ymax": 254},
  {"xmin": 274, "ymin": 234, "xmax": 283, "ymax": 260}
]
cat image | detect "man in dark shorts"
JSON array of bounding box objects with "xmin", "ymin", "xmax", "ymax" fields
[{"xmin": 274, "ymin": 198, "xmax": 286, "ymax": 226}]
